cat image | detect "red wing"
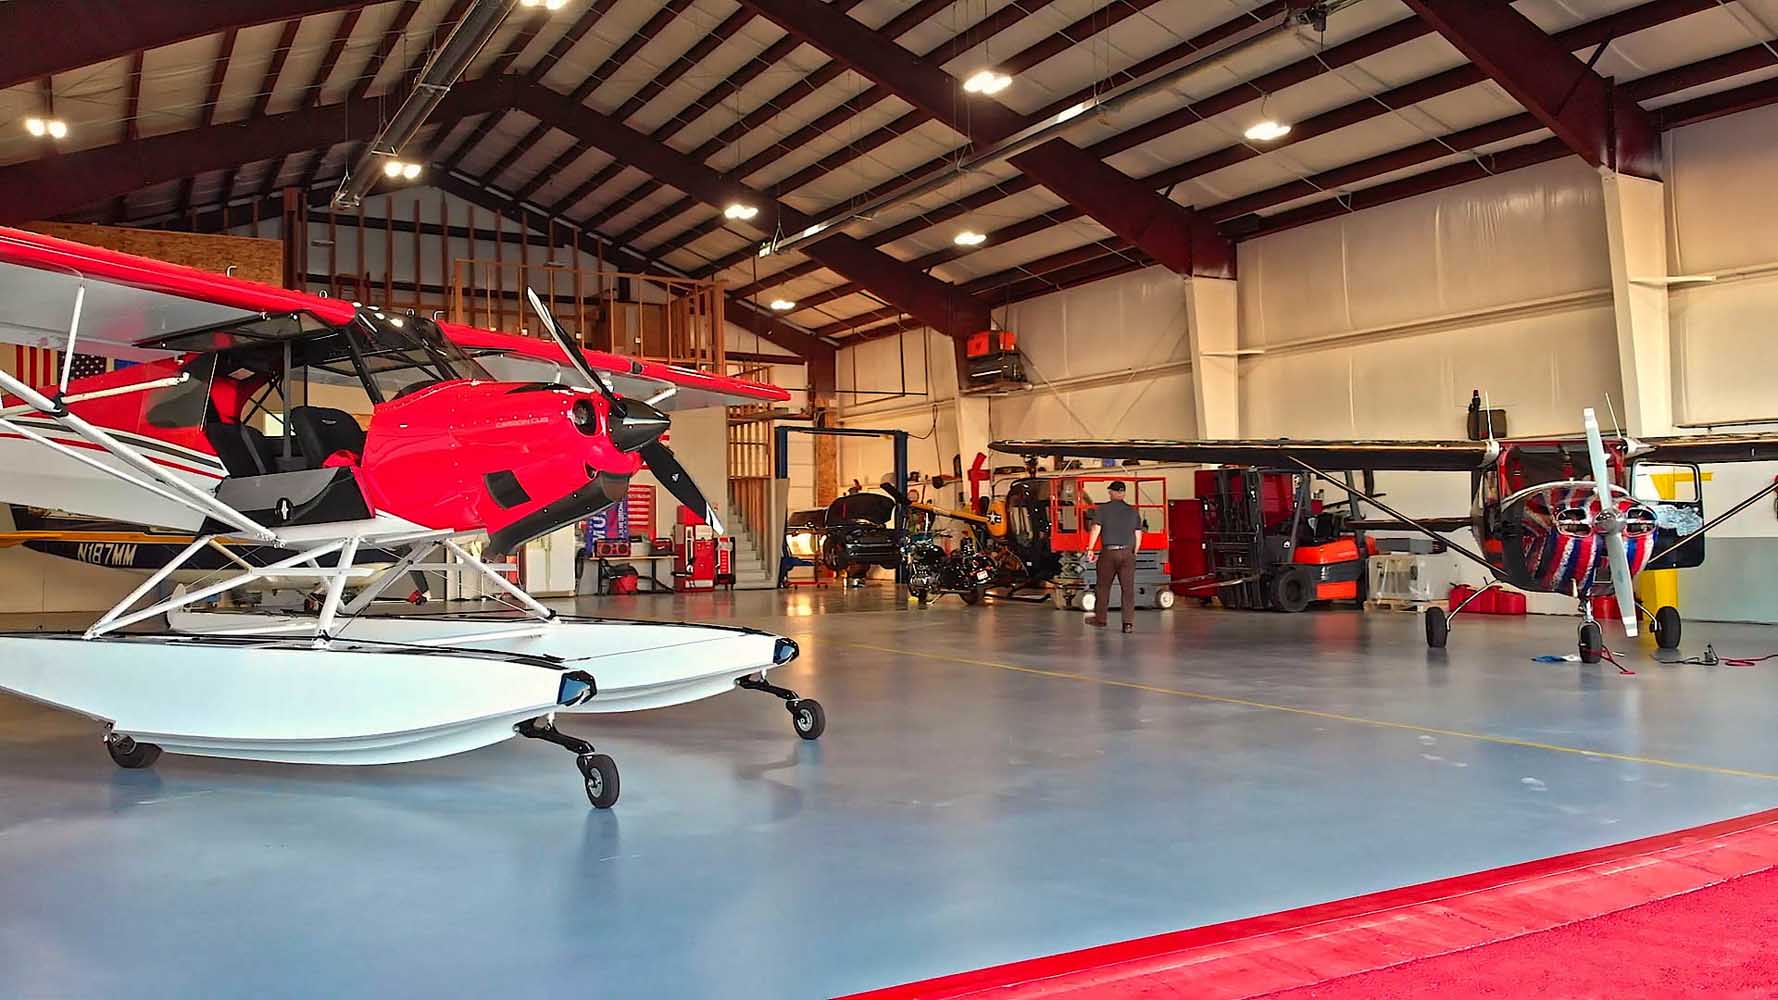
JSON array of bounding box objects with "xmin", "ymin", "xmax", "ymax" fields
[
  {"xmin": 0, "ymin": 226, "xmax": 355, "ymax": 361},
  {"xmin": 441, "ymin": 323, "xmax": 790, "ymax": 409},
  {"xmin": 990, "ymin": 438, "xmax": 1493, "ymax": 472}
]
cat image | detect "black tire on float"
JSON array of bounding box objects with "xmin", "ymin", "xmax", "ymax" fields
[
  {"xmin": 1425, "ymin": 607, "xmax": 1449, "ymax": 648},
  {"xmin": 1579, "ymin": 621, "xmax": 1604, "ymax": 664},
  {"xmin": 790, "ymin": 699, "xmax": 826, "ymax": 740},
  {"xmin": 1271, "ymin": 568, "xmax": 1313, "ymax": 613},
  {"xmin": 960, "ymin": 587, "xmax": 985, "ymax": 606},
  {"xmin": 107, "ymin": 734, "xmax": 162, "ymax": 769},
  {"xmin": 578, "ymin": 753, "xmax": 620, "ymax": 809},
  {"xmin": 1654, "ymin": 606, "xmax": 1682, "ymax": 650}
]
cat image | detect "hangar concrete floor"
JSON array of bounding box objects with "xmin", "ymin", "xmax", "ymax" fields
[{"xmin": 4, "ymin": 589, "xmax": 1778, "ymax": 998}]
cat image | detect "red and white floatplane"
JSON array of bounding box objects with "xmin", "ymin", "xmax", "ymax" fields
[{"xmin": 0, "ymin": 226, "xmax": 822, "ymax": 807}]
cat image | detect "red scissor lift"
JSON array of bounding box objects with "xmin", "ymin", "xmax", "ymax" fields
[{"xmin": 1046, "ymin": 474, "xmax": 1176, "ymax": 612}]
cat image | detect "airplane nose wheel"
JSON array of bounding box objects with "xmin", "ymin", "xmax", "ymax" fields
[
  {"xmin": 518, "ymin": 717, "xmax": 620, "ymax": 808},
  {"xmin": 1578, "ymin": 620, "xmax": 1604, "ymax": 664},
  {"xmin": 737, "ymin": 673, "xmax": 826, "ymax": 740}
]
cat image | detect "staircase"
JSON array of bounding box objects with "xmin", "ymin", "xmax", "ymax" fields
[{"xmin": 728, "ymin": 522, "xmax": 776, "ymax": 590}]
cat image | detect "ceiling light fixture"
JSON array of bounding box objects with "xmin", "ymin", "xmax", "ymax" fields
[
  {"xmin": 401, "ymin": 162, "xmax": 422, "ymax": 180},
  {"xmin": 382, "ymin": 159, "xmax": 422, "ymax": 180},
  {"xmin": 1243, "ymin": 119, "xmax": 1291, "ymax": 142},
  {"xmin": 724, "ymin": 203, "xmax": 759, "ymax": 221},
  {"xmin": 769, "ymin": 299, "xmax": 796, "ymax": 311},
  {"xmin": 962, "ymin": 69, "xmax": 1012, "ymax": 95},
  {"xmin": 521, "ymin": 0, "xmax": 568, "ymax": 9},
  {"xmin": 24, "ymin": 116, "xmax": 67, "ymax": 139},
  {"xmin": 954, "ymin": 230, "xmax": 987, "ymax": 247}
]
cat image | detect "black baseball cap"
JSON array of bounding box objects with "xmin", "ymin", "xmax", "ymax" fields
[{"xmin": 1107, "ymin": 481, "xmax": 1126, "ymax": 494}]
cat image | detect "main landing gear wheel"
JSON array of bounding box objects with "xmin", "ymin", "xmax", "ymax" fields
[
  {"xmin": 911, "ymin": 588, "xmax": 931, "ymax": 605},
  {"xmin": 790, "ymin": 699, "xmax": 826, "ymax": 740},
  {"xmin": 1578, "ymin": 621, "xmax": 1604, "ymax": 664},
  {"xmin": 737, "ymin": 673, "xmax": 825, "ymax": 741},
  {"xmin": 1424, "ymin": 607, "xmax": 1449, "ymax": 649},
  {"xmin": 1653, "ymin": 606, "xmax": 1682, "ymax": 650},
  {"xmin": 961, "ymin": 587, "xmax": 985, "ymax": 606},
  {"xmin": 1157, "ymin": 589, "xmax": 1176, "ymax": 610},
  {"xmin": 106, "ymin": 734, "xmax": 161, "ymax": 769},
  {"xmin": 577, "ymin": 753, "xmax": 620, "ymax": 809}
]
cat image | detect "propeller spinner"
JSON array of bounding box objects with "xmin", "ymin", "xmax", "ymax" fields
[{"xmin": 523, "ymin": 288, "xmax": 725, "ymax": 535}]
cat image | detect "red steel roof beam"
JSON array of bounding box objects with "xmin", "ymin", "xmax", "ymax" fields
[{"xmin": 1401, "ymin": 0, "xmax": 1661, "ymax": 177}]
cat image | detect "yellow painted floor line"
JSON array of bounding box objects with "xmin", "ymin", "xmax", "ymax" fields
[{"xmin": 836, "ymin": 640, "xmax": 1778, "ymax": 783}]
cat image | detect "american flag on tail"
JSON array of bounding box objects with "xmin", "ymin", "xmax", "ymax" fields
[{"xmin": 5, "ymin": 345, "xmax": 114, "ymax": 390}]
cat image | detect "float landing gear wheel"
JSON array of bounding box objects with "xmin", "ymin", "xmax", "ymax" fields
[
  {"xmin": 790, "ymin": 699, "xmax": 826, "ymax": 740},
  {"xmin": 1578, "ymin": 620, "xmax": 1604, "ymax": 664},
  {"xmin": 737, "ymin": 673, "xmax": 825, "ymax": 741},
  {"xmin": 1424, "ymin": 607, "xmax": 1449, "ymax": 649},
  {"xmin": 1156, "ymin": 589, "xmax": 1176, "ymax": 610},
  {"xmin": 1653, "ymin": 606, "xmax": 1682, "ymax": 650},
  {"xmin": 106, "ymin": 733, "xmax": 162, "ymax": 769},
  {"xmin": 577, "ymin": 753, "xmax": 620, "ymax": 809},
  {"xmin": 517, "ymin": 714, "xmax": 619, "ymax": 808}
]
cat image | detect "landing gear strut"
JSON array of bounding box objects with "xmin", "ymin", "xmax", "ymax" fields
[
  {"xmin": 736, "ymin": 673, "xmax": 826, "ymax": 740},
  {"xmin": 1422, "ymin": 584, "xmax": 1496, "ymax": 650},
  {"xmin": 518, "ymin": 716, "xmax": 619, "ymax": 808}
]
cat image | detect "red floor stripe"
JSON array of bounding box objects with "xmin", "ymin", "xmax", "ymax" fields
[
  {"xmin": 841, "ymin": 808, "xmax": 1778, "ymax": 1000},
  {"xmin": 1261, "ymin": 864, "xmax": 1778, "ymax": 998}
]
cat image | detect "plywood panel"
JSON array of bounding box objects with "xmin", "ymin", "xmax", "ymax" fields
[{"xmin": 25, "ymin": 221, "xmax": 284, "ymax": 286}]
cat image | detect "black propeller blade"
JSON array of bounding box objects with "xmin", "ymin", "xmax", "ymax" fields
[
  {"xmin": 525, "ymin": 286, "xmax": 723, "ymax": 534},
  {"xmin": 640, "ymin": 440, "xmax": 724, "ymax": 535},
  {"xmin": 526, "ymin": 287, "xmax": 619, "ymax": 405}
]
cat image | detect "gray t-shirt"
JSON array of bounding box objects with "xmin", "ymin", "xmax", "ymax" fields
[{"xmin": 1091, "ymin": 498, "xmax": 1143, "ymax": 548}]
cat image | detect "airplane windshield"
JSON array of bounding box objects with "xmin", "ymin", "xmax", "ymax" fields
[{"xmin": 353, "ymin": 314, "xmax": 491, "ymax": 388}]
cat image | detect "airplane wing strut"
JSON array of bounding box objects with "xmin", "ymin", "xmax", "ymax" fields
[{"xmin": 0, "ymin": 367, "xmax": 276, "ymax": 542}]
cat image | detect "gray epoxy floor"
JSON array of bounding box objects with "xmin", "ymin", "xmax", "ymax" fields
[{"xmin": 5, "ymin": 589, "xmax": 1778, "ymax": 999}]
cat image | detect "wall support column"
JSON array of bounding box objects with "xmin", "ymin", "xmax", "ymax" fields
[
  {"xmin": 1601, "ymin": 170, "xmax": 1676, "ymax": 436},
  {"xmin": 1185, "ymin": 276, "xmax": 1241, "ymax": 439}
]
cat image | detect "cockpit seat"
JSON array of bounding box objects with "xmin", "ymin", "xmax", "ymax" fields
[
  {"xmin": 288, "ymin": 406, "xmax": 367, "ymax": 469},
  {"xmin": 204, "ymin": 420, "xmax": 279, "ymax": 478}
]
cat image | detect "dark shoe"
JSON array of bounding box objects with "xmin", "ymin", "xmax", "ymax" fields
[
  {"xmin": 1122, "ymin": 623, "xmax": 1134, "ymax": 634},
  {"xmin": 1085, "ymin": 615, "xmax": 1107, "ymax": 628}
]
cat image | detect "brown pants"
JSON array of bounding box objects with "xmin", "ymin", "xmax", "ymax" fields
[{"xmin": 1092, "ymin": 547, "xmax": 1137, "ymax": 626}]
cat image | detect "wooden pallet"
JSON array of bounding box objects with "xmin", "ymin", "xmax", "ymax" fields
[{"xmin": 1367, "ymin": 597, "xmax": 1436, "ymax": 612}]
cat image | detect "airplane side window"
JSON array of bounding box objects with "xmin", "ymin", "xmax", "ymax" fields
[{"xmin": 145, "ymin": 356, "xmax": 219, "ymax": 428}]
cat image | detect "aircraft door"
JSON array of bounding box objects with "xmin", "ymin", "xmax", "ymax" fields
[{"xmin": 1634, "ymin": 462, "xmax": 1707, "ymax": 570}]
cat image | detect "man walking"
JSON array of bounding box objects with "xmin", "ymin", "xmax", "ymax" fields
[{"xmin": 1084, "ymin": 480, "xmax": 1142, "ymax": 633}]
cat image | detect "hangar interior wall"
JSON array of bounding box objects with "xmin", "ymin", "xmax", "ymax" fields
[{"xmin": 833, "ymin": 141, "xmax": 1778, "ymax": 623}]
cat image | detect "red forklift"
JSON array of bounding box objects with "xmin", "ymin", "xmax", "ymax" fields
[{"xmin": 1172, "ymin": 468, "xmax": 1375, "ymax": 612}]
